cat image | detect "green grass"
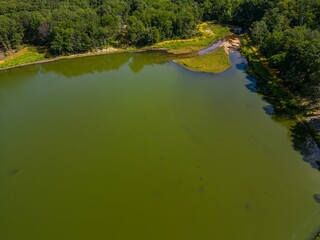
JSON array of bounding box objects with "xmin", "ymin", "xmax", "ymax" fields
[
  {"xmin": 176, "ymin": 47, "xmax": 231, "ymax": 73},
  {"xmin": 151, "ymin": 23, "xmax": 231, "ymax": 54},
  {"xmin": 0, "ymin": 46, "xmax": 48, "ymax": 69}
]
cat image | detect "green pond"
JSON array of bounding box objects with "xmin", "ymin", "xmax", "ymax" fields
[{"xmin": 0, "ymin": 51, "xmax": 320, "ymax": 240}]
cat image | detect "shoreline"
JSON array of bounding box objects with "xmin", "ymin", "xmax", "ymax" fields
[
  {"xmin": 240, "ymin": 35, "xmax": 320, "ymax": 150},
  {"xmin": 173, "ymin": 59, "xmax": 232, "ymax": 74},
  {"xmin": 0, "ymin": 23, "xmax": 234, "ymax": 73},
  {"xmin": 0, "ymin": 35, "xmax": 239, "ymax": 74},
  {"xmin": 174, "ymin": 34, "xmax": 240, "ymax": 73},
  {"xmin": 0, "ymin": 48, "xmax": 133, "ymax": 72}
]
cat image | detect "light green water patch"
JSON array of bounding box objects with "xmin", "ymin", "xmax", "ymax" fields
[{"xmin": 0, "ymin": 52, "xmax": 320, "ymax": 240}]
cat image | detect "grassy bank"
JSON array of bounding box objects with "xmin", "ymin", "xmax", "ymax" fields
[
  {"xmin": 0, "ymin": 46, "xmax": 48, "ymax": 69},
  {"xmin": 151, "ymin": 22, "xmax": 233, "ymax": 73},
  {"xmin": 176, "ymin": 47, "xmax": 231, "ymax": 73},
  {"xmin": 150, "ymin": 23, "xmax": 230, "ymax": 54},
  {"xmin": 0, "ymin": 46, "xmax": 127, "ymax": 71}
]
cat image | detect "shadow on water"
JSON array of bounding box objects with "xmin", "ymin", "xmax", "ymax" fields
[
  {"xmin": 237, "ymin": 51, "xmax": 320, "ymax": 211},
  {"xmin": 262, "ymin": 104, "xmax": 275, "ymax": 116},
  {"xmin": 244, "ymin": 70, "xmax": 320, "ymax": 172},
  {"xmin": 41, "ymin": 52, "xmax": 131, "ymax": 77},
  {"xmin": 128, "ymin": 51, "xmax": 172, "ymax": 73},
  {"xmin": 290, "ymin": 122, "xmax": 320, "ymax": 170},
  {"xmin": 40, "ymin": 51, "xmax": 171, "ymax": 77},
  {"xmin": 231, "ymin": 51, "xmax": 320, "ymax": 219},
  {"xmin": 0, "ymin": 65, "xmax": 41, "ymax": 93},
  {"xmin": 231, "ymin": 50, "xmax": 320, "ymax": 174},
  {"xmin": 230, "ymin": 51, "xmax": 259, "ymax": 94},
  {"xmin": 244, "ymin": 76, "xmax": 258, "ymax": 93},
  {"xmin": 229, "ymin": 51, "xmax": 259, "ymax": 94},
  {"xmin": 229, "ymin": 51, "xmax": 248, "ymax": 70}
]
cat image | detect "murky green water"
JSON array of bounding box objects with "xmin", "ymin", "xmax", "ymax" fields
[{"xmin": 0, "ymin": 52, "xmax": 320, "ymax": 240}]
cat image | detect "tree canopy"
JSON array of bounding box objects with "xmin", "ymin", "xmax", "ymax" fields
[{"xmin": 0, "ymin": 0, "xmax": 201, "ymax": 54}]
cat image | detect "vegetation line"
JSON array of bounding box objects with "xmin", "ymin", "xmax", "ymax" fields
[
  {"xmin": 149, "ymin": 23, "xmax": 231, "ymax": 54},
  {"xmin": 0, "ymin": 23, "xmax": 233, "ymax": 73},
  {"xmin": 0, "ymin": 47, "xmax": 128, "ymax": 71},
  {"xmin": 240, "ymin": 35, "xmax": 320, "ymax": 147}
]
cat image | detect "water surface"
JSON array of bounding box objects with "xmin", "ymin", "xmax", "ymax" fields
[{"xmin": 0, "ymin": 51, "xmax": 320, "ymax": 240}]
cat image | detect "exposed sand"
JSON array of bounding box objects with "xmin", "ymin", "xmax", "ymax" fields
[{"xmin": 220, "ymin": 36, "xmax": 241, "ymax": 53}]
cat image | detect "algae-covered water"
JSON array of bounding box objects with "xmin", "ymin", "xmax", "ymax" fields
[{"xmin": 0, "ymin": 51, "xmax": 320, "ymax": 240}]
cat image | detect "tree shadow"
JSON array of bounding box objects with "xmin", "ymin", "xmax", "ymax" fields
[
  {"xmin": 245, "ymin": 76, "xmax": 258, "ymax": 93},
  {"xmin": 262, "ymin": 104, "xmax": 275, "ymax": 116},
  {"xmin": 41, "ymin": 52, "xmax": 132, "ymax": 77},
  {"xmin": 128, "ymin": 51, "xmax": 170, "ymax": 73},
  {"xmin": 314, "ymin": 194, "xmax": 320, "ymax": 203},
  {"xmin": 237, "ymin": 51, "xmax": 320, "ymax": 172},
  {"xmin": 290, "ymin": 122, "xmax": 320, "ymax": 170},
  {"xmin": 40, "ymin": 50, "xmax": 172, "ymax": 77}
]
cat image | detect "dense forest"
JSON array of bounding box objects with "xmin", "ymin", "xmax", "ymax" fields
[
  {"xmin": 245, "ymin": 0, "xmax": 320, "ymax": 104},
  {"xmin": 0, "ymin": 0, "xmax": 320, "ymax": 104},
  {"xmin": 0, "ymin": 0, "xmax": 202, "ymax": 54}
]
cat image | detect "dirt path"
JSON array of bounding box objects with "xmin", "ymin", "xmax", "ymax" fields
[{"xmin": 198, "ymin": 34, "xmax": 240, "ymax": 56}]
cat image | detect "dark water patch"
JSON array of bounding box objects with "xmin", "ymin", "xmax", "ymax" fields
[
  {"xmin": 263, "ymin": 104, "xmax": 275, "ymax": 116},
  {"xmin": 40, "ymin": 51, "xmax": 172, "ymax": 77},
  {"xmin": 9, "ymin": 168, "xmax": 20, "ymax": 176},
  {"xmin": 311, "ymin": 229, "xmax": 320, "ymax": 240},
  {"xmin": 41, "ymin": 53, "xmax": 131, "ymax": 77},
  {"xmin": 245, "ymin": 203, "xmax": 251, "ymax": 211},
  {"xmin": 245, "ymin": 76, "xmax": 258, "ymax": 93},
  {"xmin": 229, "ymin": 51, "xmax": 248, "ymax": 68},
  {"xmin": 314, "ymin": 194, "xmax": 320, "ymax": 204}
]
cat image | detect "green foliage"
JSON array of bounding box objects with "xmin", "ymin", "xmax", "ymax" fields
[
  {"xmin": 152, "ymin": 23, "xmax": 230, "ymax": 53},
  {"xmin": 233, "ymin": 0, "xmax": 277, "ymax": 29},
  {"xmin": 0, "ymin": 0, "xmax": 201, "ymax": 54},
  {"xmin": 250, "ymin": 20, "xmax": 269, "ymax": 45},
  {"xmin": 240, "ymin": 37, "xmax": 306, "ymax": 117},
  {"xmin": 200, "ymin": 0, "xmax": 242, "ymax": 23},
  {"xmin": 246, "ymin": 0, "xmax": 320, "ymax": 104},
  {"xmin": 0, "ymin": 15, "xmax": 23, "ymax": 51}
]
